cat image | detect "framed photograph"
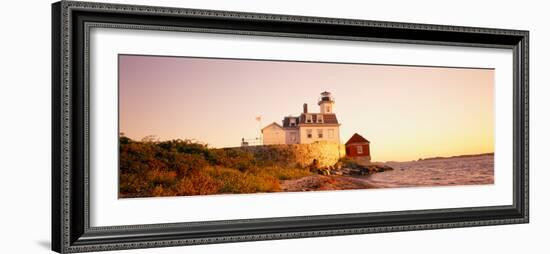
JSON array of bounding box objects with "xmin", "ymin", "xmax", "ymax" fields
[{"xmin": 52, "ymin": 1, "xmax": 529, "ymax": 253}]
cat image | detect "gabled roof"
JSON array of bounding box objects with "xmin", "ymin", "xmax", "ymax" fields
[
  {"xmin": 261, "ymin": 122, "xmax": 283, "ymax": 131},
  {"xmin": 345, "ymin": 133, "xmax": 370, "ymax": 145}
]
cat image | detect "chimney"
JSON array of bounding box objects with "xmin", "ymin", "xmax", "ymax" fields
[{"xmin": 303, "ymin": 103, "xmax": 308, "ymax": 113}]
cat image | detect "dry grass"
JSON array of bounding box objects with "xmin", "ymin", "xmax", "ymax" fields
[{"xmin": 119, "ymin": 136, "xmax": 312, "ymax": 198}]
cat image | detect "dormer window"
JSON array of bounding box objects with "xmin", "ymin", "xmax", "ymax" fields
[
  {"xmin": 289, "ymin": 118, "xmax": 296, "ymax": 127},
  {"xmin": 306, "ymin": 114, "xmax": 313, "ymax": 123},
  {"xmin": 317, "ymin": 114, "xmax": 324, "ymax": 123}
]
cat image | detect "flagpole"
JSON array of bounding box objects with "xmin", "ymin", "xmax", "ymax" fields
[
  {"xmin": 256, "ymin": 116, "xmax": 262, "ymax": 145},
  {"xmin": 259, "ymin": 119, "xmax": 261, "ymax": 145}
]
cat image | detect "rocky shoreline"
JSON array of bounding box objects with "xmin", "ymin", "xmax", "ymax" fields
[
  {"xmin": 280, "ymin": 163, "xmax": 395, "ymax": 192},
  {"xmin": 313, "ymin": 163, "xmax": 394, "ymax": 176}
]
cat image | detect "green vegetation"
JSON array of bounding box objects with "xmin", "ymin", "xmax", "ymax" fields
[{"xmin": 119, "ymin": 135, "xmax": 312, "ymax": 198}]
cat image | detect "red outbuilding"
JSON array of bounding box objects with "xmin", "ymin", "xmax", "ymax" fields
[{"xmin": 345, "ymin": 133, "xmax": 371, "ymax": 165}]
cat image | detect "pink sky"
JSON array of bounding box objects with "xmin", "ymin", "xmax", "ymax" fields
[{"xmin": 119, "ymin": 55, "xmax": 494, "ymax": 162}]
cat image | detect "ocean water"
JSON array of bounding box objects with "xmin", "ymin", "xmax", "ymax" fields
[{"xmin": 365, "ymin": 154, "xmax": 494, "ymax": 188}]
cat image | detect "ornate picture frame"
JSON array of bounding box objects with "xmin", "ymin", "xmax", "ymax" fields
[{"xmin": 52, "ymin": 1, "xmax": 529, "ymax": 253}]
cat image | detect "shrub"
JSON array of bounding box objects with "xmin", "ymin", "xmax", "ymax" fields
[
  {"xmin": 209, "ymin": 148, "xmax": 256, "ymax": 171},
  {"xmin": 119, "ymin": 172, "xmax": 149, "ymax": 197},
  {"xmin": 204, "ymin": 167, "xmax": 281, "ymax": 193},
  {"xmin": 248, "ymin": 166, "xmax": 311, "ymax": 181},
  {"xmin": 175, "ymin": 170, "xmax": 221, "ymax": 195},
  {"xmin": 146, "ymin": 169, "xmax": 177, "ymax": 187},
  {"xmin": 118, "ymin": 135, "xmax": 312, "ymax": 198}
]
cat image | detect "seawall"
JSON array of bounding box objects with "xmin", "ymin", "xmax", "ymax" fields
[{"xmin": 233, "ymin": 142, "xmax": 346, "ymax": 168}]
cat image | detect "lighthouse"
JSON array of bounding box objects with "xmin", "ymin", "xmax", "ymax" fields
[
  {"xmin": 261, "ymin": 91, "xmax": 341, "ymax": 145},
  {"xmin": 318, "ymin": 91, "xmax": 335, "ymax": 114}
]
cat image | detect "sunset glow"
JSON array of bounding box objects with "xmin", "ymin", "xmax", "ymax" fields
[{"xmin": 119, "ymin": 55, "xmax": 494, "ymax": 162}]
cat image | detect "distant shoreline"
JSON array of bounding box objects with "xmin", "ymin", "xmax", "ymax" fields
[
  {"xmin": 378, "ymin": 152, "xmax": 494, "ymax": 164},
  {"xmin": 418, "ymin": 152, "xmax": 494, "ymax": 161}
]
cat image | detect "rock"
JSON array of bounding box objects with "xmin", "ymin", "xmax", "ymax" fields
[
  {"xmin": 381, "ymin": 165, "xmax": 394, "ymax": 171},
  {"xmin": 349, "ymin": 169, "xmax": 362, "ymax": 175},
  {"xmin": 341, "ymin": 168, "xmax": 352, "ymax": 175},
  {"xmin": 317, "ymin": 169, "xmax": 331, "ymax": 176},
  {"xmin": 312, "ymin": 164, "xmax": 394, "ymax": 177},
  {"xmin": 351, "ymin": 164, "xmax": 395, "ymax": 175},
  {"xmin": 330, "ymin": 170, "xmax": 343, "ymax": 176}
]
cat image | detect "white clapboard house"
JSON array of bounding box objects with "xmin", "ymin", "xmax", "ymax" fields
[{"xmin": 261, "ymin": 91, "xmax": 341, "ymax": 145}]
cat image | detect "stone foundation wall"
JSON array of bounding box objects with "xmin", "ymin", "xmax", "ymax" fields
[
  {"xmin": 352, "ymin": 156, "xmax": 372, "ymax": 166},
  {"xmin": 236, "ymin": 142, "xmax": 346, "ymax": 168}
]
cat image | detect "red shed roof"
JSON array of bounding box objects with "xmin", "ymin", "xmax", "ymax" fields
[{"xmin": 345, "ymin": 133, "xmax": 370, "ymax": 145}]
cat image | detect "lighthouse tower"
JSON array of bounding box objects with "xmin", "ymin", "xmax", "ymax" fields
[{"xmin": 318, "ymin": 91, "xmax": 335, "ymax": 114}]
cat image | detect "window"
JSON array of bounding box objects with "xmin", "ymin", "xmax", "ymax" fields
[
  {"xmin": 290, "ymin": 132, "xmax": 297, "ymax": 142},
  {"xmin": 317, "ymin": 114, "xmax": 324, "ymax": 123},
  {"xmin": 290, "ymin": 118, "xmax": 296, "ymax": 127},
  {"xmin": 306, "ymin": 129, "xmax": 312, "ymax": 138},
  {"xmin": 357, "ymin": 146, "xmax": 363, "ymax": 154},
  {"xmin": 326, "ymin": 105, "xmax": 331, "ymax": 113},
  {"xmin": 306, "ymin": 114, "xmax": 313, "ymax": 123},
  {"xmin": 328, "ymin": 129, "xmax": 334, "ymax": 138},
  {"xmin": 317, "ymin": 129, "xmax": 323, "ymax": 138}
]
